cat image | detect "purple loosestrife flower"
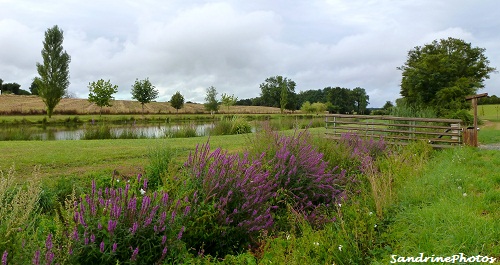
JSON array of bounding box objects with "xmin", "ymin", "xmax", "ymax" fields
[
  {"xmin": 72, "ymin": 227, "xmax": 79, "ymax": 240},
  {"xmin": 45, "ymin": 251, "xmax": 54, "ymax": 265},
  {"xmin": 130, "ymin": 246, "xmax": 139, "ymax": 261},
  {"xmin": 143, "ymin": 178, "xmax": 148, "ymax": 190},
  {"xmin": 177, "ymin": 226, "xmax": 185, "ymax": 240},
  {"xmin": 161, "ymin": 246, "xmax": 168, "ymax": 259},
  {"xmin": 161, "ymin": 235, "xmax": 167, "ymax": 245},
  {"xmin": 90, "ymin": 234, "xmax": 96, "ymax": 243},
  {"xmin": 100, "ymin": 241, "xmax": 105, "ymax": 252},
  {"xmin": 1, "ymin": 251, "xmax": 7, "ymax": 265},
  {"xmin": 45, "ymin": 233, "xmax": 53, "ymax": 250},
  {"xmin": 130, "ymin": 222, "xmax": 139, "ymax": 235},
  {"xmin": 32, "ymin": 250, "xmax": 40, "ymax": 265},
  {"xmin": 161, "ymin": 193, "xmax": 169, "ymax": 205},
  {"xmin": 108, "ymin": 219, "xmax": 117, "ymax": 235},
  {"xmin": 112, "ymin": 242, "xmax": 118, "ymax": 253},
  {"xmin": 137, "ymin": 173, "xmax": 142, "ymax": 184}
]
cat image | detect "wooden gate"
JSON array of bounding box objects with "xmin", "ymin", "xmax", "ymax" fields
[{"xmin": 325, "ymin": 114, "xmax": 463, "ymax": 148}]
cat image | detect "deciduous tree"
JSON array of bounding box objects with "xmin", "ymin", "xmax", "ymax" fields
[
  {"xmin": 88, "ymin": 79, "xmax": 118, "ymax": 116},
  {"xmin": 204, "ymin": 86, "xmax": 219, "ymax": 114},
  {"xmin": 259, "ymin": 76, "xmax": 296, "ymax": 113},
  {"xmin": 36, "ymin": 25, "xmax": 71, "ymax": 118},
  {"xmin": 170, "ymin": 91, "xmax": 185, "ymax": 113},
  {"xmin": 221, "ymin": 93, "xmax": 237, "ymax": 112},
  {"xmin": 131, "ymin": 78, "xmax": 158, "ymax": 115},
  {"xmin": 399, "ymin": 37, "xmax": 496, "ymax": 115}
]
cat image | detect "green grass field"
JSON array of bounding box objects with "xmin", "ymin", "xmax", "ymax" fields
[{"xmin": 478, "ymin": 104, "xmax": 500, "ymax": 122}]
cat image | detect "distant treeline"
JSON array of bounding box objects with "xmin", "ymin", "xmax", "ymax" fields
[
  {"xmin": 478, "ymin": 95, "xmax": 500, "ymax": 105},
  {"xmin": 236, "ymin": 86, "xmax": 370, "ymax": 114}
]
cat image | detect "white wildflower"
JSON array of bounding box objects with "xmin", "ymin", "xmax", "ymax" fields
[
  {"xmin": 338, "ymin": 203, "xmax": 342, "ymax": 207},
  {"xmin": 338, "ymin": 245, "xmax": 343, "ymax": 251},
  {"xmin": 463, "ymin": 193, "xmax": 467, "ymax": 197},
  {"xmin": 374, "ymin": 224, "xmax": 377, "ymax": 228},
  {"xmin": 369, "ymin": 211, "xmax": 373, "ymax": 216},
  {"xmin": 140, "ymin": 188, "xmax": 146, "ymax": 195},
  {"xmin": 116, "ymin": 179, "xmax": 120, "ymax": 183},
  {"xmin": 313, "ymin": 242, "xmax": 320, "ymax": 246}
]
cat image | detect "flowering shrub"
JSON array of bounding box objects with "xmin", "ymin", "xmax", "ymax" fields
[
  {"xmin": 64, "ymin": 176, "xmax": 188, "ymax": 264},
  {"xmin": 182, "ymin": 128, "xmax": 347, "ymax": 256},
  {"xmin": 337, "ymin": 132, "xmax": 387, "ymax": 175}
]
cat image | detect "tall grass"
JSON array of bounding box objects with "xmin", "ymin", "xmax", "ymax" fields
[
  {"xmin": 209, "ymin": 115, "xmax": 252, "ymax": 136},
  {"xmin": 390, "ymin": 101, "xmax": 437, "ymax": 118},
  {"xmin": 163, "ymin": 123, "xmax": 199, "ymax": 138}
]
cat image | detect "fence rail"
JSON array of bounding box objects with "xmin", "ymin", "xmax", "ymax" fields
[{"xmin": 325, "ymin": 114, "xmax": 463, "ymax": 148}]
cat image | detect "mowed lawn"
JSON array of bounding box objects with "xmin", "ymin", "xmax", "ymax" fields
[{"xmin": 0, "ymin": 134, "xmax": 250, "ymax": 179}]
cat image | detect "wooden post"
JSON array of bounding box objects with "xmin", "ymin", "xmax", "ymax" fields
[{"xmin": 465, "ymin": 93, "xmax": 488, "ymax": 147}]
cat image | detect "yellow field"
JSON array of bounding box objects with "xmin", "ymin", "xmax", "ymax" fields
[{"xmin": 0, "ymin": 94, "xmax": 283, "ymax": 115}]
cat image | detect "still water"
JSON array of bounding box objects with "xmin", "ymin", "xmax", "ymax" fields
[{"xmin": 0, "ymin": 122, "xmax": 216, "ymax": 141}]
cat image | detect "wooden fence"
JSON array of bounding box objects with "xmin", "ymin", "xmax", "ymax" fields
[{"xmin": 325, "ymin": 114, "xmax": 463, "ymax": 148}]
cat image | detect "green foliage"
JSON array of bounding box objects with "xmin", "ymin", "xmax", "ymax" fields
[
  {"xmin": 0, "ymin": 82, "xmax": 20, "ymax": 95},
  {"xmin": 204, "ymin": 86, "xmax": 220, "ymax": 114},
  {"xmin": 325, "ymin": 86, "xmax": 369, "ymax": 114},
  {"xmin": 0, "ymin": 167, "xmax": 42, "ymax": 263},
  {"xmin": 399, "ymin": 37, "xmax": 496, "ymax": 115},
  {"xmin": 259, "ymin": 76, "xmax": 297, "ymax": 112},
  {"xmin": 221, "ymin": 93, "xmax": 238, "ymax": 112},
  {"xmin": 145, "ymin": 146, "xmax": 174, "ymax": 191},
  {"xmin": 301, "ymin": 101, "xmax": 327, "ymax": 114},
  {"xmin": 390, "ymin": 99, "xmax": 437, "ymax": 118},
  {"xmin": 29, "ymin": 78, "xmax": 39, "ymax": 95},
  {"xmin": 131, "ymin": 78, "xmax": 159, "ymax": 114},
  {"xmin": 88, "ymin": 79, "xmax": 118, "ymax": 116},
  {"xmin": 210, "ymin": 116, "xmax": 252, "ymax": 135},
  {"xmin": 164, "ymin": 123, "xmax": 199, "ymax": 138},
  {"xmin": 170, "ymin": 91, "xmax": 185, "ymax": 113},
  {"xmin": 352, "ymin": 87, "xmax": 370, "ymax": 114},
  {"xmin": 448, "ymin": 109, "xmax": 475, "ymax": 126},
  {"xmin": 300, "ymin": 101, "xmax": 313, "ymax": 113},
  {"xmin": 36, "ymin": 25, "xmax": 71, "ymax": 118}
]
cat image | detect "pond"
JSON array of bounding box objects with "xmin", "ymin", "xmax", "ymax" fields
[
  {"xmin": 0, "ymin": 116, "xmax": 325, "ymax": 141},
  {"xmin": 0, "ymin": 122, "xmax": 217, "ymax": 141}
]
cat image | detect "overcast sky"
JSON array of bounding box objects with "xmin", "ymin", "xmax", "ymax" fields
[{"xmin": 1, "ymin": 0, "xmax": 499, "ymax": 107}]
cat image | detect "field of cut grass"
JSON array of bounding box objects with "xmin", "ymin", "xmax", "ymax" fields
[{"xmin": 0, "ymin": 94, "xmax": 284, "ymax": 116}]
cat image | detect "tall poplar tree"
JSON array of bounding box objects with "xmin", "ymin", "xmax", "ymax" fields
[{"xmin": 36, "ymin": 25, "xmax": 71, "ymax": 118}]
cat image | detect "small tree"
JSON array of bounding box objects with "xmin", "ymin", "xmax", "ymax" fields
[
  {"xmin": 170, "ymin": 91, "xmax": 185, "ymax": 113},
  {"xmin": 221, "ymin": 93, "xmax": 238, "ymax": 112},
  {"xmin": 88, "ymin": 79, "xmax": 118, "ymax": 116},
  {"xmin": 204, "ymin": 86, "xmax": 219, "ymax": 115},
  {"xmin": 131, "ymin": 78, "xmax": 158, "ymax": 115},
  {"xmin": 36, "ymin": 25, "xmax": 71, "ymax": 118}
]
